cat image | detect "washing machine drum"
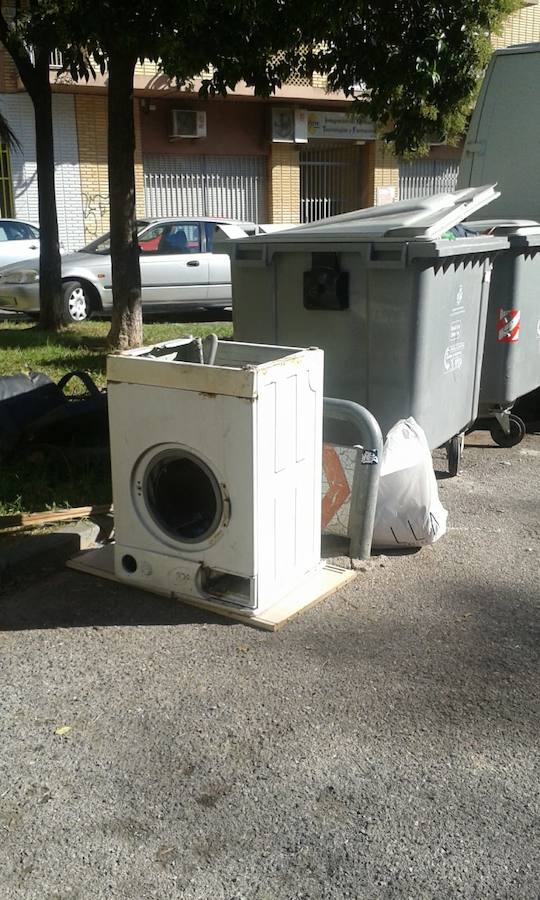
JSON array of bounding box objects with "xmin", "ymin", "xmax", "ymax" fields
[{"xmin": 141, "ymin": 447, "xmax": 224, "ymax": 543}]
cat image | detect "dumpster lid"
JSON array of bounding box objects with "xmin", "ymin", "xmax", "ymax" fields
[
  {"xmin": 216, "ymin": 223, "xmax": 254, "ymax": 239},
  {"xmin": 255, "ymin": 224, "xmax": 297, "ymax": 234},
  {"xmin": 238, "ymin": 185, "xmax": 501, "ymax": 243},
  {"xmin": 466, "ymin": 218, "xmax": 540, "ymax": 234},
  {"xmin": 466, "ymin": 219, "xmax": 540, "ymax": 248}
]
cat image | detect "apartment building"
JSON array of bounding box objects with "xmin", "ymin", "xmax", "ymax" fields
[{"xmin": 0, "ymin": 1, "xmax": 539, "ymax": 247}]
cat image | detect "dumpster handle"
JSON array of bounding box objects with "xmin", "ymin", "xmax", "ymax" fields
[{"xmin": 323, "ymin": 398, "xmax": 383, "ymax": 560}]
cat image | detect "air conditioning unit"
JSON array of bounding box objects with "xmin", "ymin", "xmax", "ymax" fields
[
  {"xmin": 271, "ymin": 108, "xmax": 295, "ymax": 143},
  {"xmin": 271, "ymin": 108, "xmax": 308, "ymax": 143},
  {"xmin": 170, "ymin": 109, "xmax": 207, "ymax": 140}
]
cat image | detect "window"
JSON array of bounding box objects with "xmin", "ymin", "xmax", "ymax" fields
[
  {"xmin": 205, "ymin": 222, "xmax": 234, "ymax": 251},
  {"xmin": 82, "ymin": 220, "xmax": 201, "ymax": 256},
  {"xmin": 205, "ymin": 223, "xmax": 217, "ymax": 251},
  {"xmin": 138, "ymin": 223, "xmax": 168, "ymax": 253},
  {"xmin": 0, "ymin": 144, "xmax": 14, "ymax": 218},
  {"xmin": 140, "ymin": 222, "xmax": 201, "ymax": 255},
  {"xmin": 82, "ymin": 220, "xmax": 150, "ymax": 255},
  {"xmin": 84, "ymin": 232, "xmax": 112, "ymax": 255},
  {"xmin": 0, "ymin": 221, "xmax": 36, "ymax": 241}
]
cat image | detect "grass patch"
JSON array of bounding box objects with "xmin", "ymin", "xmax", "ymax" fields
[
  {"xmin": 0, "ymin": 446, "xmax": 113, "ymax": 518},
  {"xmin": 0, "ymin": 318, "xmax": 233, "ymax": 391},
  {"xmin": 0, "ymin": 317, "xmax": 233, "ymax": 515}
]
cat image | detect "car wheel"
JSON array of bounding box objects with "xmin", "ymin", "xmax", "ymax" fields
[{"xmin": 62, "ymin": 280, "xmax": 90, "ymax": 324}]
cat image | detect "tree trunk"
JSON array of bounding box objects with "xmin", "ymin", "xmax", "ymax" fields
[
  {"xmin": 0, "ymin": 30, "xmax": 63, "ymax": 331},
  {"xmin": 106, "ymin": 51, "xmax": 143, "ymax": 350},
  {"xmin": 33, "ymin": 49, "xmax": 63, "ymax": 330}
]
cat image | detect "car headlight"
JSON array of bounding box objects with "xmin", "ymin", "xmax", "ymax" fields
[{"xmin": 1, "ymin": 270, "xmax": 39, "ymax": 284}]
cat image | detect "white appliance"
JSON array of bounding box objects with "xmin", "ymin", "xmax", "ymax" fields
[
  {"xmin": 107, "ymin": 338, "xmax": 324, "ymax": 613},
  {"xmin": 169, "ymin": 109, "xmax": 207, "ymax": 139}
]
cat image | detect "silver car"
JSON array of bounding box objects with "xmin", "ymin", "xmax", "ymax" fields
[
  {"xmin": 0, "ymin": 217, "xmax": 252, "ymax": 322},
  {"xmin": 0, "ymin": 218, "xmax": 40, "ymax": 267}
]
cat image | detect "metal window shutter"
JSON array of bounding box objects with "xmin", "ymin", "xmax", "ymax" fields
[
  {"xmin": 143, "ymin": 154, "xmax": 267, "ymax": 223},
  {"xmin": 399, "ymin": 158, "xmax": 460, "ymax": 201},
  {"xmin": 143, "ymin": 155, "xmax": 205, "ymax": 218}
]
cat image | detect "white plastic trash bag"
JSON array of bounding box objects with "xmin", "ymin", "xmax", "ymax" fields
[{"xmin": 372, "ymin": 417, "xmax": 448, "ymax": 549}]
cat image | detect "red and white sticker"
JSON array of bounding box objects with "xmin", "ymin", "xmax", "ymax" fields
[{"xmin": 498, "ymin": 308, "xmax": 520, "ymax": 343}]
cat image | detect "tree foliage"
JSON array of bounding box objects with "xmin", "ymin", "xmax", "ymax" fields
[
  {"xmin": 313, "ymin": 1, "xmax": 522, "ymax": 155},
  {"xmin": 148, "ymin": 0, "xmax": 522, "ymax": 156},
  {"xmin": 1, "ymin": 0, "xmax": 521, "ymax": 347},
  {"xmin": 55, "ymin": 0, "xmax": 332, "ymax": 348}
]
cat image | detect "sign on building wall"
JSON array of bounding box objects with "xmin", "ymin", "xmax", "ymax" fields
[
  {"xmin": 376, "ymin": 185, "xmax": 396, "ymax": 206},
  {"xmin": 307, "ymin": 111, "xmax": 376, "ymax": 141},
  {"xmin": 272, "ymin": 107, "xmax": 376, "ymax": 143}
]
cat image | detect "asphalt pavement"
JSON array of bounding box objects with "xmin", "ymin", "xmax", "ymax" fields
[{"xmin": 0, "ymin": 430, "xmax": 538, "ymax": 899}]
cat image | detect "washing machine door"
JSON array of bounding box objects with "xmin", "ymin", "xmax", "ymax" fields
[{"xmin": 135, "ymin": 445, "xmax": 226, "ymax": 546}]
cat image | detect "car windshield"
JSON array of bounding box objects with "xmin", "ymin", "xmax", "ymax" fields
[{"xmin": 82, "ymin": 221, "xmax": 151, "ymax": 255}]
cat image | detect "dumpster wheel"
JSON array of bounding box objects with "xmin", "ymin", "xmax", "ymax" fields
[
  {"xmin": 490, "ymin": 414, "xmax": 526, "ymax": 448},
  {"xmin": 446, "ymin": 434, "xmax": 463, "ymax": 477}
]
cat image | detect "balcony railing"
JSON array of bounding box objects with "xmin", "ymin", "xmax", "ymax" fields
[
  {"xmin": 27, "ymin": 47, "xmax": 64, "ymax": 69},
  {"xmin": 49, "ymin": 49, "xmax": 63, "ymax": 69}
]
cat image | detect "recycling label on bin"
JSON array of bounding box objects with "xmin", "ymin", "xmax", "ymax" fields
[
  {"xmin": 498, "ymin": 307, "xmax": 520, "ymax": 343},
  {"xmin": 444, "ymin": 285, "xmax": 465, "ymax": 374}
]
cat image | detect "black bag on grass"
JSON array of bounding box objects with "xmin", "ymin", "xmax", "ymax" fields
[{"xmin": 0, "ymin": 370, "xmax": 108, "ymax": 458}]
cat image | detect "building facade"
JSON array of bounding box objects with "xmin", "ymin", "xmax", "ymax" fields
[{"xmin": 0, "ymin": 0, "xmax": 539, "ymax": 244}]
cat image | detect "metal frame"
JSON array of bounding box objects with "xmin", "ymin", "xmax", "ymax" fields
[
  {"xmin": 0, "ymin": 143, "xmax": 14, "ymax": 218},
  {"xmin": 399, "ymin": 157, "xmax": 460, "ymax": 200},
  {"xmin": 299, "ymin": 144, "xmax": 362, "ymax": 223},
  {"xmin": 323, "ymin": 397, "xmax": 383, "ymax": 560}
]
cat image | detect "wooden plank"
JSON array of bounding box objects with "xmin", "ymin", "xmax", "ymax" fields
[
  {"xmin": 0, "ymin": 504, "xmax": 112, "ymax": 532},
  {"xmin": 67, "ymin": 544, "xmax": 355, "ymax": 632}
]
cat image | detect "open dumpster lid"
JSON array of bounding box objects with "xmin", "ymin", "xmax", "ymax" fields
[
  {"xmin": 466, "ymin": 218, "xmax": 540, "ymax": 249},
  {"xmin": 241, "ymin": 185, "xmax": 501, "ymax": 243},
  {"xmin": 466, "ymin": 218, "xmax": 540, "ymax": 235}
]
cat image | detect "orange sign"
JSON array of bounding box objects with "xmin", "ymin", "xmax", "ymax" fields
[{"xmin": 321, "ymin": 445, "xmax": 351, "ymax": 528}]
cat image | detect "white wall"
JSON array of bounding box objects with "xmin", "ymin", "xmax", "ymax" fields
[{"xmin": 0, "ymin": 92, "xmax": 85, "ymax": 252}]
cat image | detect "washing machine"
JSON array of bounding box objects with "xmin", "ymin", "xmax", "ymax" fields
[{"xmin": 107, "ymin": 338, "xmax": 324, "ymax": 613}]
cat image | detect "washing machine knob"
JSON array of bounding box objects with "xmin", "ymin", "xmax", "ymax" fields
[{"xmin": 141, "ymin": 561, "xmax": 153, "ymax": 577}]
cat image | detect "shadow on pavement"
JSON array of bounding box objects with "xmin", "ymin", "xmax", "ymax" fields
[
  {"xmin": 282, "ymin": 579, "xmax": 540, "ymax": 690},
  {"xmin": 1, "ymin": 534, "xmax": 418, "ymax": 632},
  {"xmin": 0, "ymin": 569, "xmax": 236, "ymax": 631}
]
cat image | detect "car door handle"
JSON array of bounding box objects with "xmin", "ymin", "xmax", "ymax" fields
[
  {"xmin": 29, "ymin": 245, "xmax": 38, "ymax": 249},
  {"xmin": 186, "ymin": 260, "xmax": 200, "ymax": 267}
]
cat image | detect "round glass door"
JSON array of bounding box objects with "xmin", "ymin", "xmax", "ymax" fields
[{"xmin": 143, "ymin": 449, "xmax": 223, "ymax": 543}]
